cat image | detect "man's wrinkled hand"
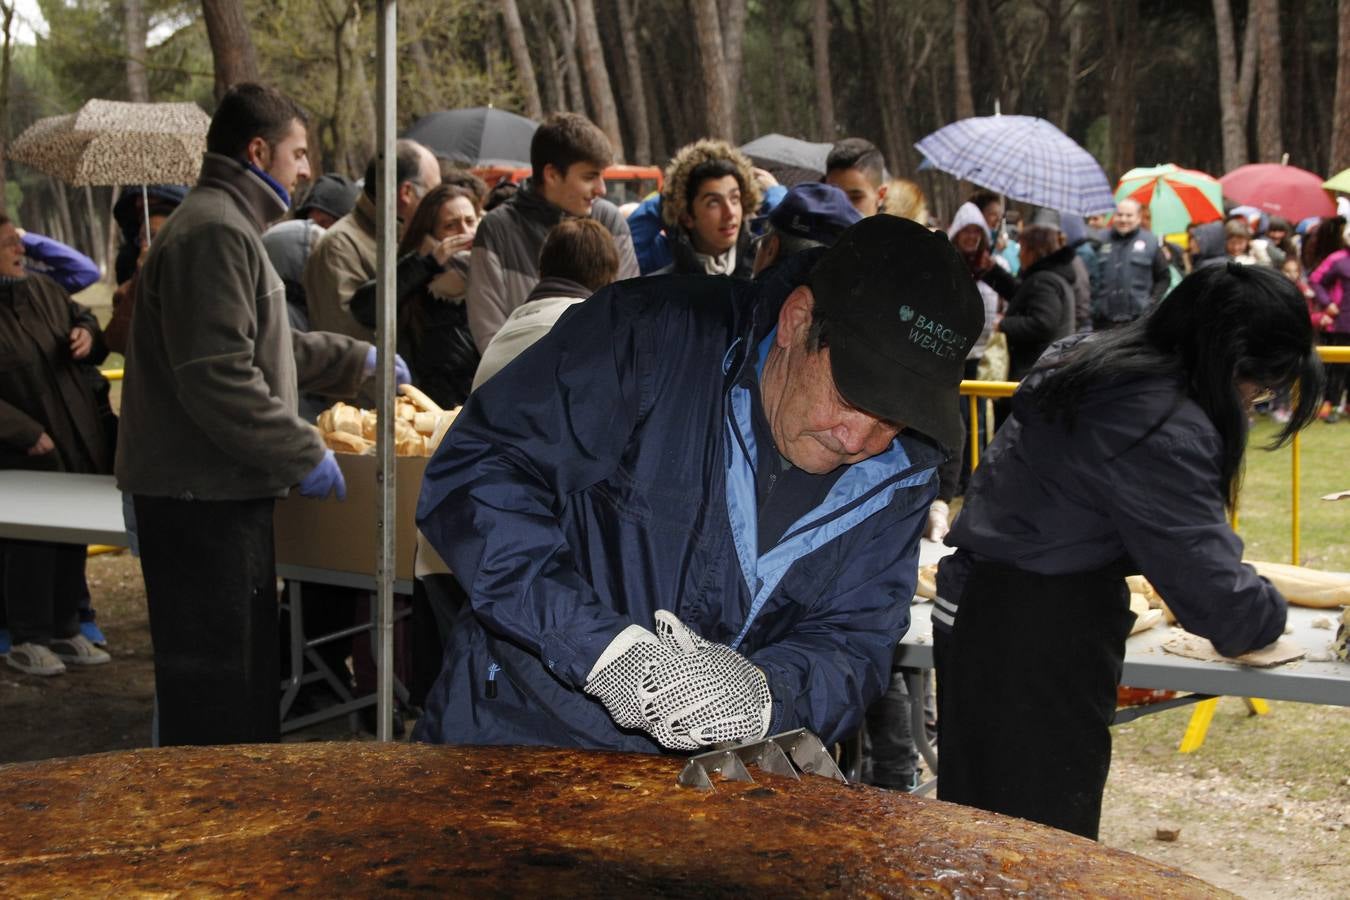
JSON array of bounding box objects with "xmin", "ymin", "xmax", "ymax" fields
[{"xmin": 27, "ymin": 432, "xmax": 55, "ymax": 456}]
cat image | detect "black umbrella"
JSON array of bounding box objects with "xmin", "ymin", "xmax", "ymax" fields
[
  {"xmin": 402, "ymin": 107, "xmax": 538, "ymax": 168},
  {"xmin": 739, "ymin": 133, "xmax": 833, "ymax": 186}
]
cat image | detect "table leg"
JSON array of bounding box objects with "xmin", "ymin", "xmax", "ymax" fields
[
  {"xmin": 904, "ymin": 668, "xmax": 939, "ymax": 795},
  {"xmin": 1178, "ymin": 697, "xmax": 1219, "ymax": 753}
]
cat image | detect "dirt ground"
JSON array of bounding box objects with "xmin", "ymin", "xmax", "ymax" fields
[{"xmin": 2, "ymin": 551, "xmax": 1347, "ymax": 898}]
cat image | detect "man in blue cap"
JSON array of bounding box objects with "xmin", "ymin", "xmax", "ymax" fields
[{"xmin": 751, "ymin": 182, "xmax": 862, "ymax": 277}]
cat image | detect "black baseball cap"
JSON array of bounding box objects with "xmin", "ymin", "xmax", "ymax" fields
[
  {"xmin": 765, "ymin": 183, "xmax": 861, "ymax": 245},
  {"xmin": 809, "ymin": 215, "xmax": 985, "ymax": 453}
]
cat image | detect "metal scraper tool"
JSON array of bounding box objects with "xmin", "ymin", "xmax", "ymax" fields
[{"xmin": 677, "ymin": 728, "xmax": 847, "ymax": 791}]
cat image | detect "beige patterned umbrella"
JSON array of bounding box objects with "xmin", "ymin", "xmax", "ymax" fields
[{"xmin": 9, "ymin": 99, "xmax": 209, "ymax": 187}]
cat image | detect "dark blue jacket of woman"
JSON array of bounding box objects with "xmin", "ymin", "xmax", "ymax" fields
[{"xmin": 938, "ymin": 342, "xmax": 1286, "ymax": 658}]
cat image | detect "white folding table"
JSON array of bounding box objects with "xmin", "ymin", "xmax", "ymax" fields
[{"xmin": 0, "ymin": 470, "xmax": 413, "ymax": 734}]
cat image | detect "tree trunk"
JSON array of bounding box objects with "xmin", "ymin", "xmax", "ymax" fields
[
  {"xmin": 550, "ymin": 0, "xmax": 587, "ymax": 114},
  {"xmin": 643, "ymin": 57, "xmax": 670, "ymax": 163},
  {"xmin": 691, "ymin": 0, "xmax": 731, "ymax": 139},
  {"xmin": 872, "ymin": 1, "xmax": 905, "ymax": 175},
  {"xmin": 811, "ymin": 0, "xmax": 833, "ymax": 139},
  {"xmin": 201, "ymin": 0, "xmax": 261, "ymax": 101},
  {"xmin": 720, "ymin": 0, "xmax": 748, "ymax": 141},
  {"xmin": 650, "ymin": 34, "xmax": 690, "ymax": 147},
  {"xmin": 1213, "ymin": 0, "xmax": 1258, "ymax": 172},
  {"xmin": 573, "ymin": 0, "xmax": 624, "ymax": 158},
  {"xmin": 953, "ymin": 0, "xmax": 976, "ymax": 119},
  {"xmin": 326, "ymin": 0, "xmax": 375, "ymax": 177},
  {"xmin": 499, "ymin": 0, "xmax": 542, "ymax": 120},
  {"xmin": 54, "ymin": 181, "xmax": 75, "ymax": 250},
  {"xmin": 1042, "ymin": 0, "xmax": 1066, "ymax": 128},
  {"xmin": 408, "ymin": 39, "xmax": 439, "ymax": 121},
  {"xmin": 614, "ymin": 0, "xmax": 651, "ymax": 162},
  {"xmin": 1330, "ymin": 0, "xmax": 1350, "ymax": 172},
  {"xmin": 1255, "ymin": 0, "xmax": 1283, "ymax": 162},
  {"xmin": 0, "ymin": 1, "xmax": 14, "ymax": 206},
  {"xmin": 1059, "ymin": 14, "xmax": 1087, "ymax": 130},
  {"xmin": 767, "ymin": 0, "xmax": 792, "ymax": 135},
  {"xmin": 1102, "ymin": 0, "xmax": 1139, "ymax": 177},
  {"xmin": 541, "ymin": 35, "xmax": 564, "ymax": 113},
  {"xmin": 974, "ymin": 0, "xmax": 1010, "ymax": 108},
  {"xmin": 82, "ymin": 186, "xmax": 103, "ymax": 272},
  {"xmin": 124, "ymin": 0, "xmax": 149, "ymax": 101}
]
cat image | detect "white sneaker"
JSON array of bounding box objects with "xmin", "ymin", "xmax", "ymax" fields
[
  {"xmin": 49, "ymin": 633, "xmax": 111, "ymax": 667},
  {"xmin": 6, "ymin": 642, "xmax": 67, "ymax": 676}
]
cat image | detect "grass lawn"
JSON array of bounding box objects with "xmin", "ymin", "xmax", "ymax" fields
[{"xmin": 1238, "ymin": 415, "xmax": 1350, "ymax": 571}]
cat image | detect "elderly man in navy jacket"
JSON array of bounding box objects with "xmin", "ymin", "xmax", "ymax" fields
[{"xmin": 415, "ymin": 215, "xmax": 985, "ymax": 752}]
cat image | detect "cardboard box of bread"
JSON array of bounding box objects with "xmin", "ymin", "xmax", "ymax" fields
[{"xmin": 273, "ymin": 385, "xmax": 458, "ymax": 582}]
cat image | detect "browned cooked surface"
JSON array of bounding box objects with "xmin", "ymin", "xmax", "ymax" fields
[{"xmin": 0, "ymin": 743, "xmax": 1231, "ymax": 898}]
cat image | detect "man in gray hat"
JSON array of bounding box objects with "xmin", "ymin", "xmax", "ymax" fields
[
  {"xmin": 295, "ymin": 173, "xmax": 358, "ymax": 229},
  {"xmin": 414, "ymin": 215, "xmax": 985, "ymax": 752}
]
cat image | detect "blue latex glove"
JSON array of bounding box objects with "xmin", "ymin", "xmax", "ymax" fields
[
  {"xmin": 297, "ymin": 450, "xmax": 347, "ymax": 501},
  {"xmin": 362, "ymin": 347, "xmax": 410, "ymax": 386}
]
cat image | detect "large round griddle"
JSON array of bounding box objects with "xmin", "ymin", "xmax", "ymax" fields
[{"xmin": 0, "ymin": 743, "xmax": 1230, "ymax": 897}]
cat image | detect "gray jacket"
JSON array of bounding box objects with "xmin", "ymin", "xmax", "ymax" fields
[
  {"xmin": 465, "ymin": 180, "xmax": 639, "ymax": 352},
  {"xmin": 303, "ymin": 193, "xmax": 377, "ymax": 342},
  {"xmin": 116, "ymin": 153, "xmax": 370, "ymax": 501}
]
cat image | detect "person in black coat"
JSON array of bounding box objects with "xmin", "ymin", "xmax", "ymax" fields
[
  {"xmin": 935, "ymin": 263, "xmax": 1325, "ymax": 840},
  {"xmin": 999, "ymin": 226, "xmax": 1077, "ymax": 382}
]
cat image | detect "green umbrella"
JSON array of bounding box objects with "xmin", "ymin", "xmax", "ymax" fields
[
  {"xmin": 1113, "ymin": 164, "xmax": 1224, "ymax": 236},
  {"xmin": 1323, "ymin": 168, "xmax": 1350, "ymax": 195}
]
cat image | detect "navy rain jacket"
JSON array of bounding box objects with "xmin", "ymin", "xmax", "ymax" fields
[{"xmin": 414, "ymin": 255, "xmax": 941, "ymax": 751}]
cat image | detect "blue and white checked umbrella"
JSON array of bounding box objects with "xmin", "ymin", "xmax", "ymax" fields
[{"xmin": 915, "ymin": 115, "xmax": 1116, "ymax": 216}]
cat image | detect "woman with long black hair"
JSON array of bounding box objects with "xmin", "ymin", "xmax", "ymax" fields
[{"xmin": 933, "ymin": 262, "xmax": 1325, "ymax": 839}]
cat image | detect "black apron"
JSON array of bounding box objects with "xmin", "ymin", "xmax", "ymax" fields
[{"xmin": 934, "ymin": 558, "xmax": 1135, "ymax": 839}]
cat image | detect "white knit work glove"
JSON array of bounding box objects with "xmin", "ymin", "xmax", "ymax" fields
[
  {"xmin": 584, "ymin": 613, "xmax": 774, "ymax": 751},
  {"xmin": 640, "ymin": 610, "xmax": 772, "ymax": 750},
  {"xmin": 583, "ymin": 624, "xmax": 667, "ymax": 731},
  {"xmin": 925, "ymin": 499, "xmax": 950, "ymax": 542}
]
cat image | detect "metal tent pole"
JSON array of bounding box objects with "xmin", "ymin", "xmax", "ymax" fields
[
  {"xmin": 141, "ymin": 183, "xmax": 151, "ymax": 249},
  {"xmin": 374, "ymin": 0, "xmax": 398, "ymax": 742}
]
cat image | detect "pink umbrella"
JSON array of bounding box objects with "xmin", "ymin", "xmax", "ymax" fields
[{"xmin": 1219, "ymin": 163, "xmax": 1335, "ymax": 222}]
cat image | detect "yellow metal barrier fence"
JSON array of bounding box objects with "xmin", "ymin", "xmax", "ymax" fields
[
  {"xmin": 959, "ymin": 344, "xmax": 1350, "ymax": 566},
  {"xmin": 111, "ymin": 348, "xmax": 1350, "ymax": 560}
]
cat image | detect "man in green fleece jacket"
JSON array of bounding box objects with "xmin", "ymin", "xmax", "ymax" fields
[{"xmin": 116, "ymin": 84, "xmax": 388, "ymax": 746}]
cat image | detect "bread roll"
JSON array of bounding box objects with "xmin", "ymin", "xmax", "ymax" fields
[
  {"xmin": 914, "ymin": 564, "xmax": 938, "ymax": 600},
  {"xmin": 396, "ymin": 400, "xmax": 417, "ymax": 422},
  {"xmin": 323, "ymin": 430, "xmax": 372, "ymax": 454},
  {"xmin": 361, "ymin": 410, "xmax": 377, "ymax": 441},
  {"xmin": 399, "ymin": 383, "xmax": 444, "ymax": 414},
  {"xmin": 332, "ymin": 403, "xmax": 363, "ymax": 436},
  {"xmin": 413, "ymin": 411, "xmax": 439, "ymax": 436},
  {"xmin": 1246, "ymin": 560, "xmax": 1350, "ymax": 608},
  {"xmin": 396, "ymin": 432, "xmax": 426, "ymax": 457}
]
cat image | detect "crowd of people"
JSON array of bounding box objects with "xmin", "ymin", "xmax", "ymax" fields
[{"xmin": 0, "ymin": 82, "xmax": 1339, "ymax": 843}]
